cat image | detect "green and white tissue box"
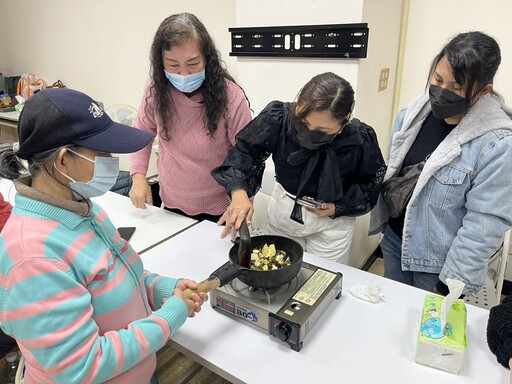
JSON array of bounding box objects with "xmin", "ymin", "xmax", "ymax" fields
[{"xmin": 415, "ymin": 294, "xmax": 467, "ymax": 374}]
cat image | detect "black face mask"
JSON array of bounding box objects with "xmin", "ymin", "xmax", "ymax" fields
[
  {"xmin": 429, "ymin": 85, "xmax": 467, "ymax": 120},
  {"xmin": 294, "ymin": 120, "xmax": 339, "ymax": 150}
]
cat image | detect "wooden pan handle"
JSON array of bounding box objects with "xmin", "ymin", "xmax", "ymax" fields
[{"xmin": 182, "ymin": 276, "xmax": 221, "ymax": 300}]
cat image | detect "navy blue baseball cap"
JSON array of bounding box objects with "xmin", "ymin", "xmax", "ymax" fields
[{"xmin": 15, "ymin": 88, "xmax": 154, "ymax": 160}]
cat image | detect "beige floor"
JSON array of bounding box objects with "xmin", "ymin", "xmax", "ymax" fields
[
  {"xmin": 155, "ymin": 346, "xmax": 230, "ymax": 384},
  {"xmin": 367, "ymin": 257, "xmax": 385, "ymax": 276},
  {"xmin": 0, "ymin": 346, "xmax": 229, "ymax": 384}
]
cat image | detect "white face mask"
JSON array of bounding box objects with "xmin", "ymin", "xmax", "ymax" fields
[{"xmin": 55, "ymin": 149, "xmax": 119, "ymax": 200}]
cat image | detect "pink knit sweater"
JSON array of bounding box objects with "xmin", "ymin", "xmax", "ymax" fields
[{"xmin": 130, "ymin": 80, "xmax": 252, "ymax": 215}]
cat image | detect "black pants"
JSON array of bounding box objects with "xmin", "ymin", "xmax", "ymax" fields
[
  {"xmin": 0, "ymin": 329, "xmax": 16, "ymax": 358},
  {"xmin": 164, "ymin": 206, "xmax": 222, "ymax": 224}
]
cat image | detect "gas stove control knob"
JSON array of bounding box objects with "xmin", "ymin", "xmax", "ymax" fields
[{"xmin": 274, "ymin": 322, "xmax": 291, "ymax": 341}]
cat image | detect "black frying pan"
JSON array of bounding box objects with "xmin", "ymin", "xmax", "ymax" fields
[
  {"xmin": 183, "ymin": 229, "xmax": 303, "ymax": 298},
  {"xmin": 227, "ymin": 234, "xmax": 303, "ymax": 289}
]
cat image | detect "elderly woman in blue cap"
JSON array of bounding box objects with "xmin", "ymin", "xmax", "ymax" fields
[{"xmin": 0, "ymin": 89, "xmax": 207, "ymax": 384}]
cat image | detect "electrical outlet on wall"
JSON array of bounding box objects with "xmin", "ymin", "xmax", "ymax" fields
[{"xmin": 378, "ymin": 68, "xmax": 390, "ymax": 91}]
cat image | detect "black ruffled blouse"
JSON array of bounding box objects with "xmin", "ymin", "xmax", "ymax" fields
[{"xmin": 212, "ymin": 101, "xmax": 386, "ymax": 218}]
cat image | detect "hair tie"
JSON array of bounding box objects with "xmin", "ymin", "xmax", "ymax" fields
[{"xmin": 12, "ymin": 142, "xmax": 20, "ymax": 153}]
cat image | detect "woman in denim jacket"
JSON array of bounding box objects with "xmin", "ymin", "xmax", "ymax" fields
[{"xmin": 369, "ymin": 31, "xmax": 512, "ymax": 296}]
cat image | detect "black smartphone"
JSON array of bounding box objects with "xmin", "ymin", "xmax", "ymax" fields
[
  {"xmin": 118, "ymin": 227, "xmax": 136, "ymax": 241},
  {"xmin": 297, "ymin": 197, "xmax": 324, "ymax": 209},
  {"xmin": 286, "ymin": 193, "xmax": 324, "ymax": 209}
]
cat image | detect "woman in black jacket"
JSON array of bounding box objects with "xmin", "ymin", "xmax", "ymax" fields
[{"xmin": 212, "ymin": 72, "xmax": 386, "ymax": 263}]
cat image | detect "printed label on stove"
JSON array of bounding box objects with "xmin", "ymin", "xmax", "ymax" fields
[
  {"xmin": 216, "ymin": 297, "xmax": 259, "ymax": 323},
  {"xmin": 216, "ymin": 297, "xmax": 236, "ymax": 314},
  {"xmin": 235, "ymin": 304, "xmax": 259, "ymax": 323},
  {"xmin": 292, "ymin": 269, "xmax": 336, "ymax": 306}
]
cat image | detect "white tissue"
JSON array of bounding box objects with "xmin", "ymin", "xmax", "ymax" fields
[
  {"xmin": 440, "ymin": 278, "xmax": 465, "ymax": 330},
  {"xmin": 350, "ymin": 281, "xmax": 385, "ymax": 303}
]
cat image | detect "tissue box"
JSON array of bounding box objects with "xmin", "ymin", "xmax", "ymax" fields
[{"xmin": 415, "ymin": 294, "xmax": 467, "ymax": 374}]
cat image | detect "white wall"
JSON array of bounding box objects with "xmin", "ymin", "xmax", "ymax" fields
[
  {"xmin": 236, "ymin": 0, "xmax": 363, "ymax": 116},
  {"xmin": 0, "ymin": 0, "xmax": 237, "ymax": 172},
  {"xmin": 357, "ymin": 0, "xmax": 403, "ymax": 156},
  {"xmin": 0, "ymin": 0, "xmax": 238, "ymax": 107},
  {"xmin": 400, "ymin": 0, "xmax": 512, "ymax": 281},
  {"xmin": 399, "ymin": 0, "xmax": 512, "ymax": 107},
  {"xmin": 353, "ymin": 0, "xmax": 404, "ymax": 264}
]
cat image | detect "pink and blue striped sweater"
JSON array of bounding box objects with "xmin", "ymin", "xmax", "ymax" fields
[{"xmin": 0, "ymin": 181, "xmax": 189, "ymax": 383}]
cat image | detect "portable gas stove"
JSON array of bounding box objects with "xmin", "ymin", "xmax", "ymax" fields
[{"xmin": 210, "ymin": 261, "xmax": 342, "ymax": 351}]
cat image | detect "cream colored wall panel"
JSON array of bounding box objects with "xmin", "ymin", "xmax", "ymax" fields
[
  {"xmin": 399, "ymin": 0, "xmax": 512, "ymax": 108},
  {"xmin": 0, "ymin": 0, "xmax": 237, "ymax": 175},
  {"xmin": 0, "ymin": 0, "xmax": 237, "ymax": 108}
]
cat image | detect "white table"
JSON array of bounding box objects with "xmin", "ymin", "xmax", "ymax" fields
[
  {"xmin": 92, "ymin": 192, "xmax": 197, "ymax": 254},
  {"xmin": 140, "ymin": 220, "xmax": 509, "ymax": 384},
  {"xmin": 0, "ymin": 179, "xmax": 197, "ymax": 254},
  {"xmin": 0, "ymin": 110, "xmax": 20, "ymax": 122}
]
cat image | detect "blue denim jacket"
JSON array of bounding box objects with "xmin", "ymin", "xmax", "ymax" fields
[{"xmin": 370, "ymin": 93, "xmax": 512, "ymax": 294}]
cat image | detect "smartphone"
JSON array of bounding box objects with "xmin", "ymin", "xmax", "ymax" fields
[
  {"xmin": 118, "ymin": 227, "xmax": 136, "ymax": 241},
  {"xmin": 297, "ymin": 196, "xmax": 324, "ymax": 209},
  {"xmin": 286, "ymin": 193, "xmax": 324, "ymax": 209}
]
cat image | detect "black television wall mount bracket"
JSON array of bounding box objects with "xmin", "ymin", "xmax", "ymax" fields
[{"xmin": 229, "ymin": 23, "xmax": 368, "ymax": 58}]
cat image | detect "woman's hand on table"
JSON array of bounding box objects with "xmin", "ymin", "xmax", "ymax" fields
[
  {"xmin": 129, "ymin": 173, "xmax": 153, "ymax": 209},
  {"xmin": 218, "ymin": 189, "xmax": 254, "ymax": 240},
  {"xmin": 171, "ymin": 279, "xmax": 209, "ymax": 317}
]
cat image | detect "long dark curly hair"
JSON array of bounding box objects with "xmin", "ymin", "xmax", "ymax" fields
[{"xmin": 148, "ymin": 13, "xmax": 236, "ymax": 139}]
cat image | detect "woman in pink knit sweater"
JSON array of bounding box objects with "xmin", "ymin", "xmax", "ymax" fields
[{"xmin": 130, "ymin": 13, "xmax": 252, "ymax": 222}]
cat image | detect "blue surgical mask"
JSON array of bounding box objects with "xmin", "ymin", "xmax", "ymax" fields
[
  {"xmin": 164, "ymin": 69, "xmax": 205, "ymax": 93},
  {"xmin": 55, "ymin": 149, "xmax": 120, "ymax": 200}
]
